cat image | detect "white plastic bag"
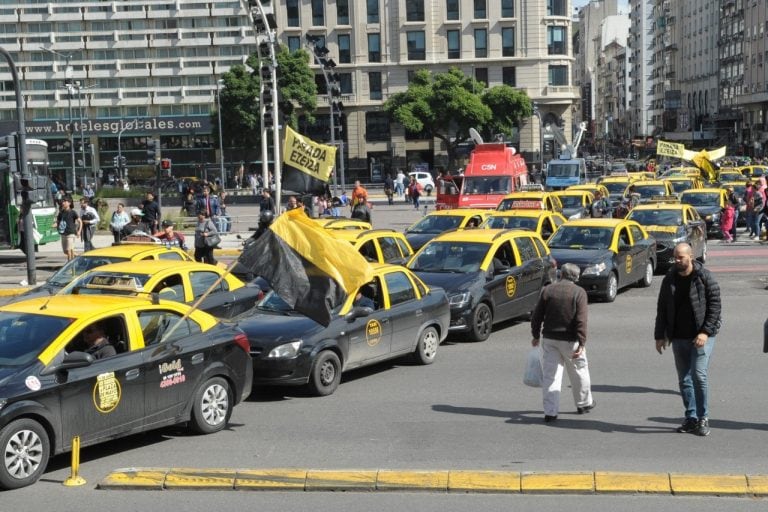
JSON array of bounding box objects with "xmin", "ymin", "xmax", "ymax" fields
[{"xmin": 523, "ymin": 347, "xmax": 543, "ymax": 388}]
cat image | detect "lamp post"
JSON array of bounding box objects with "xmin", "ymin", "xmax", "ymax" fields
[
  {"xmin": 40, "ymin": 46, "xmax": 77, "ymax": 192},
  {"xmin": 532, "ymin": 102, "xmax": 544, "ymax": 177},
  {"xmin": 215, "ymin": 79, "xmax": 226, "ymax": 190}
]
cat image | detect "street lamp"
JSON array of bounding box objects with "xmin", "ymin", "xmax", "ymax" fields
[
  {"xmin": 40, "ymin": 46, "xmax": 77, "ymax": 192},
  {"xmin": 74, "ymin": 81, "xmax": 97, "ymax": 191},
  {"xmin": 215, "ymin": 78, "xmax": 225, "ymax": 190},
  {"xmin": 532, "ymin": 102, "xmax": 544, "ymax": 177}
]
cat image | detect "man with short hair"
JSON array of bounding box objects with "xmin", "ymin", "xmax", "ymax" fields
[
  {"xmin": 83, "ymin": 324, "xmax": 116, "ymax": 360},
  {"xmin": 57, "ymin": 197, "xmax": 81, "ymax": 261},
  {"xmin": 79, "ymin": 197, "xmax": 100, "ymax": 251},
  {"xmin": 142, "ymin": 191, "xmax": 161, "ymax": 233}
]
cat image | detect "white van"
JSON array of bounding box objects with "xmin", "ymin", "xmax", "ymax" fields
[{"xmin": 408, "ymin": 171, "xmax": 435, "ymax": 195}]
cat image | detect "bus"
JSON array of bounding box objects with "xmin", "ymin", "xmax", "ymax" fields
[{"xmin": 0, "ymin": 138, "xmax": 59, "ymax": 251}]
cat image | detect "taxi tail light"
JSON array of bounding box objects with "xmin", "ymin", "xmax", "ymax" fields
[{"xmin": 234, "ymin": 333, "xmax": 250, "ymax": 354}]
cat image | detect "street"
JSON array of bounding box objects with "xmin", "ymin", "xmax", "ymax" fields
[{"xmin": 1, "ymin": 204, "xmax": 767, "ymax": 509}]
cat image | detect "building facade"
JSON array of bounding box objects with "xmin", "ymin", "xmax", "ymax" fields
[{"xmin": 736, "ymin": 0, "xmax": 767, "ymax": 156}]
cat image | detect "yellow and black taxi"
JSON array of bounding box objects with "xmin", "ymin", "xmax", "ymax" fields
[
  {"xmin": 481, "ymin": 210, "xmax": 566, "ymax": 241},
  {"xmin": 0, "ymin": 243, "xmax": 192, "ymax": 306},
  {"xmin": 331, "ymin": 229, "xmax": 414, "ymax": 264},
  {"xmin": 61, "ymin": 260, "xmax": 262, "ymax": 319},
  {"xmin": 547, "ymin": 219, "xmax": 657, "ymax": 302},
  {"xmin": 237, "ymin": 264, "xmax": 449, "ymax": 396},
  {"xmin": 313, "ymin": 217, "xmax": 372, "ymax": 231},
  {"xmin": 496, "ymin": 190, "xmax": 564, "ymax": 213},
  {"xmin": 717, "ymin": 169, "xmax": 747, "ymax": 185},
  {"xmin": 667, "ymin": 174, "xmax": 704, "ymax": 195},
  {"xmin": 627, "ymin": 202, "xmax": 707, "ymax": 272},
  {"xmin": 551, "ymin": 190, "xmax": 594, "ymax": 219},
  {"xmin": 738, "ymin": 165, "xmax": 767, "ymax": 180},
  {"xmin": 566, "ymin": 183, "xmax": 610, "ymax": 201},
  {"xmin": 625, "ymin": 180, "xmax": 675, "ymax": 204},
  {"xmin": 407, "ymin": 229, "xmax": 556, "ymax": 342},
  {"xmin": 0, "ymin": 294, "xmax": 252, "ymax": 489},
  {"xmin": 679, "ymin": 188, "xmax": 729, "ymax": 237},
  {"xmin": 599, "ymin": 175, "xmax": 638, "ymax": 209},
  {"xmin": 404, "ymin": 209, "xmax": 491, "ymax": 251}
]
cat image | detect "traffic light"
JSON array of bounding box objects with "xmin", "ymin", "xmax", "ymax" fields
[
  {"xmin": 543, "ymin": 140, "xmax": 553, "ymax": 154},
  {"xmin": 160, "ymin": 158, "xmax": 172, "ymax": 170},
  {"xmin": 120, "ymin": 156, "xmax": 127, "ymax": 168},
  {"xmin": 0, "ymin": 132, "xmax": 18, "ymax": 174},
  {"xmin": 261, "ymin": 64, "xmax": 276, "ymax": 129},
  {"xmin": 112, "ymin": 155, "xmax": 119, "ymax": 168},
  {"xmin": 146, "ymin": 139, "xmax": 161, "ymax": 164}
]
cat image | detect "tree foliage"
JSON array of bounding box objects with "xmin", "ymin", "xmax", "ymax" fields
[{"xmin": 383, "ymin": 67, "xmax": 533, "ymax": 170}]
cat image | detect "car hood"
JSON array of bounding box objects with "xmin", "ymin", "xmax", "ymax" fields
[
  {"xmin": 643, "ymin": 226, "xmax": 682, "ymax": 238},
  {"xmin": 405, "ymin": 233, "xmax": 437, "ymax": 251},
  {"xmin": 0, "ymin": 284, "xmax": 59, "ymax": 307},
  {"xmin": 412, "ymin": 270, "xmax": 481, "ymax": 294},
  {"xmin": 237, "ymin": 310, "xmax": 325, "ymax": 345},
  {"xmin": 548, "ymin": 248, "xmax": 612, "ymax": 267}
]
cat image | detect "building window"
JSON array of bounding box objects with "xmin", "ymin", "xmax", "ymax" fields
[
  {"xmin": 407, "ymin": 70, "xmax": 417, "ymax": 83},
  {"xmin": 547, "ymin": 0, "xmax": 566, "ymax": 16},
  {"xmin": 369, "ymin": 71, "xmax": 382, "ymax": 100},
  {"xmin": 474, "ymin": 28, "xmax": 487, "ymax": 58},
  {"xmin": 407, "ymin": 31, "xmax": 426, "ymax": 60},
  {"xmin": 368, "ymin": 33, "xmax": 381, "ymax": 62},
  {"xmin": 548, "ymin": 65, "xmax": 568, "ymax": 85},
  {"xmin": 367, "ymin": 0, "xmax": 379, "ymax": 23},
  {"xmin": 406, "ymin": 0, "xmax": 425, "ymax": 21},
  {"xmin": 339, "ymin": 73, "xmax": 353, "ymax": 94},
  {"xmin": 547, "ymin": 26, "xmax": 566, "ymax": 55},
  {"xmin": 311, "ymin": 0, "xmax": 324, "ymax": 26},
  {"xmin": 502, "ymin": 27, "xmax": 515, "ymax": 56},
  {"xmin": 501, "ymin": 0, "xmax": 514, "ymax": 17},
  {"xmin": 287, "ymin": 0, "xmax": 299, "ymax": 26},
  {"xmin": 502, "ymin": 66, "xmax": 516, "ymax": 86},
  {"xmin": 474, "ymin": 0, "xmax": 486, "ymax": 18},
  {"xmin": 338, "ymin": 34, "xmax": 351, "ymax": 63},
  {"xmin": 446, "ymin": 0, "xmax": 459, "ymax": 20},
  {"xmin": 287, "ymin": 36, "xmax": 301, "ymax": 52},
  {"xmin": 447, "ymin": 30, "xmax": 461, "ymax": 59},
  {"xmin": 366, "ymin": 112, "xmax": 390, "ymax": 141},
  {"xmin": 475, "ymin": 67, "xmax": 488, "ymax": 87},
  {"xmin": 337, "ymin": 0, "xmax": 349, "ymax": 24}
]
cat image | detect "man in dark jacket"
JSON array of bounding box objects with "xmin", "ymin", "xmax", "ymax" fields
[
  {"xmin": 531, "ymin": 262, "xmax": 595, "ymax": 423},
  {"xmin": 654, "ymin": 242, "xmax": 721, "ymax": 437}
]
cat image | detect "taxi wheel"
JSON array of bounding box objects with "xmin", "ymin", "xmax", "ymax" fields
[
  {"xmin": 639, "ymin": 261, "xmax": 654, "ymax": 287},
  {"xmin": 603, "ymin": 272, "xmax": 618, "ymax": 303},
  {"xmin": 308, "ymin": 351, "xmax": 341, "ymax": 396},
  {"xmin": 469, "ymin": 303, "xmax": 493, "ymax": 342},
  {"xmin": 0, "ymin": 418, "xmax": 50, "ymax": 490},
  {"xmin": 413, "ymin": 326, "xmax": 439, "ymax": 365},
  {"xmin": 190, "ymin": 377, "xmax": 232, "ymax": 435}
]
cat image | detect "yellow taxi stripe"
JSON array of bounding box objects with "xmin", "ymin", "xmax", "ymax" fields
[{"xmin": 164, "ymin": 468, "xmax": 237, "ymax": 489}]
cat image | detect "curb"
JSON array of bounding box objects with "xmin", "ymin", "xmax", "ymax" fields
[
  {"xmin": 0, "ymin": 287, "xmax": 31, "ymax": 297},
  {"xmin": 98, "ymin": 468, "xmax": 768, "ymax": 497}
]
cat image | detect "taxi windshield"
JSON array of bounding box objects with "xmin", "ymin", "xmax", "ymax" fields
[
  {"xmin": 628, "ymin": 209, "xmax": 683, "ymax": 226},
  {"xmin": 548, "ymin": 226, "xmax": 613, "ymax": 250},
  {"xmin": 408, "ymin": 241, "xmax": 490, "ymax": 273},
  {"xmin": 719, "ymin": 173, "xmax": 742, "ymax": 182},
  {"xmin": 407, "ymin": 215, "xmax": 463, "ymax": 234},
  {"xmin": 558, "ymin": 196, "xmax": 584, "ymax": 208},
  {"xmin": 681, "ymin": 193, "xmax": 720, "ymax": 206},
  {"xmin": 669, "ymin": 181, "xmax": 693, "ymax": 194},
  {"xmin": 634, "ymin": 185, "xmax": 668, "ymax": 198},
  {"xmin": 64, "ymin": 272, "xmax": 151, "ymax": 295},
  {"xmin": 484, "ymin": 216, "xmax": 538, "ymax": 230},
  {"xmin": 0, "ymin": 312, "xmax": 73, "ymax": 366},
  {"xmin": 461, "ymin": 177, "xmax": 511, "ymax": 195},
  {"xmin": 604, "ymin": 182, "xmax": 629, "ymax": 196},
  {"xmin": 48, "ymin": 256, "xmax": 128, "ymax": 287}
]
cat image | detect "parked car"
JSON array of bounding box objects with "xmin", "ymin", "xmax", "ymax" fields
[
  {"xmin": 404, "ymin": 209, "xmax": 491, "ymax": 251},
  {"xmin": 409, "ymin": 171, "xmax": 436, "ymax": 195}
]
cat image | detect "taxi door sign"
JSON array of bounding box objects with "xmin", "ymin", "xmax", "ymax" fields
[
  {"xmin": 93, "ymin": 372, "xmax": 122, "ymax": 413},
  {"xmin": 625, "ymin": 255, "xmax": 632, "ymax": 274},
  {"xmin": 505, "ymin": 275, "xmax": 517, "ymax": 297},
  {"xmin": 366, "ymin": 319, "xmax": 382, "ymax": 347}
]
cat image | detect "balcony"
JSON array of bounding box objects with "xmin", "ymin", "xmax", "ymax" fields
[
  {"xmin": 665, "ymin": 44, "xmax": 678, "ymax": 52},
  {"xmin": 543, "ymin": 85, "xmax": 578, "ymax": 97}
]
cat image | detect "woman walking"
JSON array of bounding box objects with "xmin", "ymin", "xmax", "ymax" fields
[{"xmin": 194, "ymin": 210, "xmax": 219, "ymax": 265}]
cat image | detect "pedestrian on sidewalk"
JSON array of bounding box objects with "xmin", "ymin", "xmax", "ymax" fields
[
  {"xmin": 395, "ymin": 169, "xmax": 406, "ymax": 197},
  {"xmin": 194, "ymin": 210, "xmax": 219, "ymax": 265},
  {"xmin": 384, "ymin": 173, "xmax": 395, "ymax": 205},
  {"xmin": 530, "ymin": 262, "xmax": 595, "ymax": 423},
  {"xmin": 109, "ymin": 203, "xmax": 130, "ymax": 244},
  {"xmin": 408, "ymin": 176, "xmax": 423, "ymax": 209},
  {"xmin": 57, "ymin": 197, "xmax": 81, "ymax": 261},
  {"xmin": 654, "ymin": 243, "xmax": 721, "ymax": 437},
  {"xmin": 79, "ymin": 197, "xmax": 100, "ymax": 252},
  {"xmin": 720, "ymin": 201, "xmax": 734, "ymax": 242}
]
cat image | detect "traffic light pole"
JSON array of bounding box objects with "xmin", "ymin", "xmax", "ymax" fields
[{"xmin": 0, "ymin": 48, "xmax": 35, "ymax": 285}]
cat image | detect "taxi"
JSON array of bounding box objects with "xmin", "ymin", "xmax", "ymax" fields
[
  {"xmin": 667, "ymin": 175, "xmax": 704, "ymax": 195},
  {"xmin": 626, "ymin": 180, "xmax": 675, "ymax": 203},
  {"xmin": 404, "ymin": 209, "xmax": 491, "ymax": 251},
  {"xmin": 1, "ymin": 243, "xmax": 192, "ymax": 305},
  {"xmin": 61, "ymin": 260, "xmax": 263, "ymax": 319},
  {"xmin": 628, "ymin": 171, "xmax": 656, "ymax": 181},
  {"xmin": 566, "ymin": 183, "xmax": 610, "ymax": 200},
  {"xmin": 313, "ymin": 217, "xmax": 372, "ymax": 230},
  {"xmin": 407, "ymin": 229, "xmax": 556, "ymax": 342},
  {"xmin": 717, "ymin": 169, "xmax": 747, "ymax": 185},
  {"xmin": 600, "ymin": 175, "xmax": 638, "ymax": 208},
  {"xmin": 0, "ymin": 294, "xmax": 252, "ymax": 489},
  {"xmin": 679, "ymin": 188, "xmax": 729, "ymax": 237},
  {"xmin": 547, "ymin": 218, "xmax": 657, "ymax": 302},
  {"xmin": 481, "ymin": 210, "xmax": 566, "ymax": 241},
  {"xmin": 627, "ymin": 202, "xmax": 707, "ymax": 272},
  {"xmin": 738, "ymin": 165, "xmax": 767, "ymax": 180},
  {"xmin": 331, "ymin": 229, "xmax": 414, "ymax": 264},
  {"xmin": 722, "ymin": 181, "xmax": 748, "ymax": 224},
  {"xmin": 496, "ymin": 190, "xmax": 564, "ymax": 213},
  {"xmin": 238, "ymin": 264, "xmax": 449, "ymax": 396},
  {"xmin": 552, "ymin": 190, "xmax": 594, "ymax": 219}
]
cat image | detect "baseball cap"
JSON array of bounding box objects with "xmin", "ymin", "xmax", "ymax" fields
[
  {"xmin": 162, "ymin": 220, "xmax": 174, "ymax": 228},
  {"xmin": 130, "ymin": 208, "xmax": 144, "ymax": 217}
]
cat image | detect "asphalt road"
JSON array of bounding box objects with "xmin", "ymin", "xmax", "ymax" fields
[{"xmin": 2, "ymin": 204, "xmax": 768, "ymax": 509}]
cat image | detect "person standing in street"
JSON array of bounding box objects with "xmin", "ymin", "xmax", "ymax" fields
[
  {"xmin": 384, "ymin": 173, "xmax": 395, "ymax": 205},
  {"xmin": 194, "ymin": 210, "xmax": 219, "ymax": 265},
  {"xmin": 260, "ymin": 189, "xmax": 276, "ymax": 213},
  {"xmin": 654, "ymin": 243, "xmax": 721, "ymax": 437},
  {"xmin": 531, "ymin": 263, "xmax": 595, "ymax": 423},
  {"xmin": 57, "ymin": 197, "xmax": 81, "ymax": 261},
  {"xmin": 395, "ymin": 169, "xmax": 406, "ymax": 197},
  {"xmin": 79, "ymin": 197, "xmax": 100, "ymax": 252},
  {"xmin": 141, "ymin": 191, "xmax": 161, "ymax": 233},
  {"xmin": 109, "ymin": 202, "xmax": 130, "ymax": 244}
]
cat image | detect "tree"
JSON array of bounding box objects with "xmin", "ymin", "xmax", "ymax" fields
[{"xmin": 384, "ymin": 68, "xmax": 532, "ymax": 171}]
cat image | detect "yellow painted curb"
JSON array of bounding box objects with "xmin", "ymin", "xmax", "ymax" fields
[
  {"xmin": 448, "ymin": 470, "xmax": 520, "ymax": 493},
  {"xmin": 376, "ymin": 470, "xmax": 449, "ymax": 491},
  {"xmin": 595, "ymin": 472, "xmax": 670, "ymax": 494},
  {"xmin": 235, "ymin": 469, "xmax": 307, "ymax": 490},
  {"xmin": 164, "ymin": 468, "xmax": 236, "ymax": 490},
  {"xmin": 670, "ymin": 473, "xmax": 748, "ymax": 496},
  {"xmin": 306, "ymin": 470, "xmax": 377, "ymax": 491},
  {"xmin": 98, "ymin": 468, "xmax": 168, "ymax": 490},
  {"xmin": 747, "ymin": 475, "xmax": 768, "ymax": 496},
  {"xmin": 522, "ymin": 472, "xmax": 594, "ymax": 494},
  {"xmin": 0, "ymin": 287, "xmax": 30, "ymax": 297}
]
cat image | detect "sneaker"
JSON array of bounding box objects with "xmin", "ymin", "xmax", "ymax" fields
[
  {"xmin": 694, "ymin": 418, "xmax": 711, "ymax": 437},
  {"xmin": 676, "ymin": 417, "xmax": 698, "ymax": 433},
  {"xmin": 577, "ymin": 400, "xmax": 597, "ymax": 414},
  {"xmin": 544, "ymin": 415, "xmax": 558, "ymax": 423}
]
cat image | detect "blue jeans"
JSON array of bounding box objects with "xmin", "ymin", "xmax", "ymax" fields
[{"xmin": 671, "ymin": 336, "xmax": 715, "ymax": 420}]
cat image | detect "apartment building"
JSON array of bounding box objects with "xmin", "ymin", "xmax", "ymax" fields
[
  {"xmin": 628, "ymin": 0, "xmax": 653, "ymax": 140},
  {"xmin": 737, "ymin": 0, "xmax": 767, "ymax": 155},
  {"xmin": 594, "ymin": 15, "xmax": 629, "ymax": 145}
]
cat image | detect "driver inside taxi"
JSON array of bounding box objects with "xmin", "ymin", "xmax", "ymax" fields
[{"xmin": 82, "ymin": 324, "xmax": 116, "ymax": 359}]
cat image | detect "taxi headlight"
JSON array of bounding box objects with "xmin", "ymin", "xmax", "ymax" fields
[
  {"xmin": 267, "ymin": 340, "xmax": 302, "ymax": 359},
  {"xmin": 582, "ymin": 262, "xmax": 607, "ymax": 276},
  {"xmin": 449, "ymin": 292, "xmax": 471, "ymax": 307},
  {"xmin": 672, "ymin": 235, "xmax": 687, "ymax": 244}
]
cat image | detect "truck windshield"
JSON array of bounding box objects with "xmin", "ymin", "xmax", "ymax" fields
[
  {"xmin": 462, "ymin": 177, "xmax": 511, "ymax": 195},
  {"xmin": 547, "ymin": 163, "xmax": 580, "ymax": 178}
]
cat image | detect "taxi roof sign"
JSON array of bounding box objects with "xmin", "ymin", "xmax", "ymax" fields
[
  {"xmin": 648, "ymin": 195, "xmax": 680, "ymax": 203},
  {"xmin": 80, "ymin": 274, "xmax": 145, "ymax": 292},
  {"xmin": 519, "ymin": 183, "xmax": 545, "ymax": 191}
]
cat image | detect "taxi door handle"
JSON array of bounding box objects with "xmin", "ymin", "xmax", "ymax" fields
[
  {"xmin": 381, "ymin": 318, "xmax": 390, "ymax": 324},
  {"xmin": 415, "ymin": 308, "xmax": 423, "ymax": 316},
  {"xmin": 125, "ymin": 368, "xmax": 140, "ymax": 380},
  {"xmin": 192, "ymin": 353, "xmax": 205, "ymax": 365}
]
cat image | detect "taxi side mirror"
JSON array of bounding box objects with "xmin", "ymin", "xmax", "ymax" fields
[
  {"xmin": 618, "ymin": 241, "xmax": 631, "ymax": 252},
  {"xmin": 40, "ymin": 351, "xmax": 94, "ymax": 375},
  {"xmin": 345, "ymin": 306, "xmax": 372, "ymax": 322}
]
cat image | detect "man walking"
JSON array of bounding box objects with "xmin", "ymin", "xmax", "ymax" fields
[
  {"xmin": 531, "ymin": 263, "xmax": 595, "ymax": 423},
  {"xmin": 654, "ymin": 242, "xmax": 721, "ymax": 437}
]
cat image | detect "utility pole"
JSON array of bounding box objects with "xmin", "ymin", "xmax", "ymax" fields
[
  {"xmin": 40, "ymin": 46, "xmax": 77, "ymax": 192},
  {"xmin": 215, "ymin": 78, "xmax": 226, "ymax": 190}
]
